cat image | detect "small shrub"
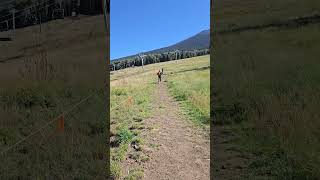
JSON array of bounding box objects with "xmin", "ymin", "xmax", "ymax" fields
[
  {"xmin": 113, "ymin": 89, "xmax": 127, "ymax": 96},
  {"xmin": 118, "ymin": 127, "xmax": 134, "ymax": 144}
]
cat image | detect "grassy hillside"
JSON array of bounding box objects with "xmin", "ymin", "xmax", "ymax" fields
[
  {"xmin": 148, "ymin": 30, "xmax": 210, "ymax": 54},
  {"xmin": 0, "ymin": 15, "xmax": 107, "ymax": 178},
  {"xmin": 110, "ymin": 74, "xmax": 154, "ymax": 179},
  {"xmin": 110, "ymin": 55, "xmax": 210, "ymax": 179},
  {"xmin": 162, "ymin": 56, "xmax": 210, "ymax": 127},
  {"xmin": 213, "ymin": 0, "xmax": 320, "ymax": 178}
]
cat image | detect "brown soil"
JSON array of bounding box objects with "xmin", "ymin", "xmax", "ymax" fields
[{"xmin": 122, "ymin": 81, "xmax": 210, "ymax": 180}]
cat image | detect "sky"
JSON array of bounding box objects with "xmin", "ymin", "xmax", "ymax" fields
[{"xmin": 110, "ymin": 0, "xmax": 210, "ymax": 60}]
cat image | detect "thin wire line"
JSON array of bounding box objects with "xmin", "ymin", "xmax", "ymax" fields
[
  {"xmin": 0, "ymin": 0, "xmax": 58, "ymax": 24},
  {"xmin": 0, "ymin": 2, "xmax": 54, "ymax": 24},
  {"xmin": 0, "ymin": 5, "xmax": 14, "ymax": 12},
  {"xmin": 0, "ymin": 12, "xmax": 12, "ymax": 21},
  {"xmin": 0, "ymin": 1, "xmax": 105, "ymax": 155},
  {"xmin": 0, "ymin": 0, "xmax": 36, "ymax": 20},
  {"xmin": 110, "ymin": 96, "xmax": 132, "ymax": 111},
  {"xmin": 0, "ymin": 93, "xmax": 94, "ymax": 156}
]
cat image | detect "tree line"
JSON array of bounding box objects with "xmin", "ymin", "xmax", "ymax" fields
[
  {"xmin": 0, "ymin": 0, "xmax": 77, "ymax": 31},
  {"xmin": 110, "ymin": 49, "xmax": 210, "ymax": 71}
]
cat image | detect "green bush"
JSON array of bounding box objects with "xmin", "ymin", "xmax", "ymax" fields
[{"xmin": 118, "ymin": 127, "xmax": 134, "ymax": 144}]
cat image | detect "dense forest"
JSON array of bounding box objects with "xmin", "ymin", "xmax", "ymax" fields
[{"xmin": 110, "ymin": 48, "xmax": 210, "ymax": 71}]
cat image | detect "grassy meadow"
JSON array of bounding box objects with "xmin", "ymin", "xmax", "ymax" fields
[
  {"xmin": 110, "ymin": 55, "xmax": 210, "ymax": 179},
  {"xmin": 212, "ymin": 0, "xmax": 320, "ymax": 178},
  {"xmin": 0, "ymin": 15, "xmax": 107, "ymax": 179},
  {"xmin": 110, "ymin": 63, "xmax": 156, "ymax": 179},
  {"xmin": 213, "ymin": 18, "xmax": 320, "ymax": 179},
  {"xmin": 166, "ymin": 56, "xmax": 210, "ymax": 127}
]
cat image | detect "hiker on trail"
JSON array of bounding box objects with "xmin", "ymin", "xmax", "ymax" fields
[{"xmin": 157, "ymin": 69, "xmax": 163, "ymax": 83}]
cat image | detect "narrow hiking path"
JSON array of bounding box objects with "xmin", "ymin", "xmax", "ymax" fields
[
  {"xmin": 142, "ymin": 82, "xmax": 210, "ymax": 179},
  {"xmin": 122, "ymin": 81, "xmax": 210, "ymax": 180}
]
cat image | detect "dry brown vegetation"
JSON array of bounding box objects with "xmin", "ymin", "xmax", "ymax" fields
[
  {"xmin": 212, "ymin": 0, "xmax": 320, "ymax": 178},
  {"xmin": 0, "ymin": 15, "xmax": 107, "ymax": 179}
]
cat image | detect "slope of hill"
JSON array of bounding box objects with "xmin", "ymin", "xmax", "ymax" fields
[
  {"xmin": 112, "ymin": 29, "xmax": 209, "ymax": 61},
  {"xmin": 149, "ymin": 29, "xmax": 210, "ymax": 53}
]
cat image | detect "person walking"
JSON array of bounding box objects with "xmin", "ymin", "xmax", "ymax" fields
[{"xmin": 157, "ymin": 69, "xmax": 162, "ymax": 83}]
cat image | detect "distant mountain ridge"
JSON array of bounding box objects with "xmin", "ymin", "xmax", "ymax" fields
[
  {"xmin": 112, "ymin": 29, "xmax": 209, "ymax": 61},
  {"xmin": 149, "ymin": 29, "xmax": 210, "ymax": 53}
]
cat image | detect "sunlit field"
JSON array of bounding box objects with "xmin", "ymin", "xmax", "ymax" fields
[{"xmin": 110, "ymin": 55, "xmax": 210, "ymax": 179}]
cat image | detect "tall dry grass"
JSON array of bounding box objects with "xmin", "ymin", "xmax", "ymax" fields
[
  {"xmin": 214, "ymin": 23, "xmax": 320, "ymax": 178},
  {"xmin": 0, "ymin": 15, "xmax": 107, "ymax": 178}
]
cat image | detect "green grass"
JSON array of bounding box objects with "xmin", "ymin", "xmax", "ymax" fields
[
  {"xmin": 214, "ymin": 20, "xmax": 320, "ymax": 178},
  {"xmin": 124, "ymin": 168, "xmax": 144, "ymax": 180},
  {"xmin": 0, "ymin": 80, "xmax": 107, "ymax": 179},
  {"xmin": 0, "ymin": 15, "xmax": 107, "ymax": 179},
  {"xmin": 110, "ymin": 55, "xmax": 210, "ymax": 179},
  {"xmin": 110, "ymin": 70, "xmax": 155, "ymax": 179},
  {"xmin": 0, "ymin": 32, "xmax": 107, "ymax": 179},
  {"xmin": 166, "ymin": 55, "xmax": 210, "ymax": 127},
  {"xmin": 110, "ymin": 161, "xmax": 122, "ymax": 179}
]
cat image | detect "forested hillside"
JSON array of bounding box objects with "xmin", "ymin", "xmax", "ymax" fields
[{"xmin": 110, "ymin": 29, "xmax": 210, "ymax": 71}]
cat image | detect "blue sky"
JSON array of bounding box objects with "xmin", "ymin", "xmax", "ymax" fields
[{"xmin": 110, "ymin": 0, "xmax": 210, "ymax": 60}]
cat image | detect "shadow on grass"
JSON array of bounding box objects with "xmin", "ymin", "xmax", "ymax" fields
[{"xmin": 168, "ymin": 66, "xmax": 210, "ymax": 75}]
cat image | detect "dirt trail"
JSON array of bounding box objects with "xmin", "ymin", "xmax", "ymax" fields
[{"xmin": 123, "ymin": 81, "xmax": 210, "ymax": 180}]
